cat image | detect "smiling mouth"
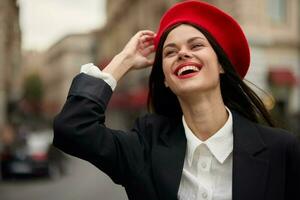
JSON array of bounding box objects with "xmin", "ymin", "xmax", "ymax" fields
[
  {"xmin": 174, "ymin": 63, "xmax": 202, "ymax": 78},
  {"xmin": 177, "ymin": 65, "xmax": 201, "ymax": 76}
]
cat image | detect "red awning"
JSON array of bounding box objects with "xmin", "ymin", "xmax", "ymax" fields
[
  {"xmin": 268, "ymin": 68, "xmax": 298, "ymax": 86},
  {"xmin": 108, "ymin": 87, "xmax": 148, "ymax": 110}
]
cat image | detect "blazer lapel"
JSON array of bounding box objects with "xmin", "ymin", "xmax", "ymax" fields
[
  {"xmin": 231, "ymin": 111, "xmax": 269, "ymax": 200},
  {"xmin": 152, "ymin": 120, "xmax": 186, "ymax": 200}
]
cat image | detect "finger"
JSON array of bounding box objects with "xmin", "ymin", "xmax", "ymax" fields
[
  {"xmin": 139, "ymin": 36, "xmax": 155, "ymax": 50},
  {"xmin": 136, "ymin": 30, "xmax": 156, "ymax": 37},
  {"xmin": 140, "ymin": 40, "xmax": 154, "ymax": 49},
  {"xmin": 147, "ymin": 60, "xmax": 154, "ymax": 66},
  {"xmin": 139, "ymin": 30, "xmax": 156, "ymax": 36},
  {"xmin": 131, "ymin": 30, "xmax": 155, "ymax": 45},
  {"xmin": 140, "ymin": 35, "xmax": 155, "ymax": 44},
  {"xmin": 145, "ymin": 57, "xmax": 155, "ymax": 67},
  {"xmin": 140, "ymin": 45, "xmax": 155, "ymax": 57},
  {"xmin": 138, "ymin": 57, "xmax": 154, "ymax": 68}
]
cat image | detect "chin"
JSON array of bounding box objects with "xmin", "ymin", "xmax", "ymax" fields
[{"xmin": 172, "ymin": 82, "xmax": 220, "ymax": 97}]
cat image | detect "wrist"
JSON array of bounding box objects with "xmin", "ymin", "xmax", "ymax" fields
[
  {"xmin": 116, "ymin": 51, "xmax": 134, "ymax": 68},
  {"xmin": 103, "ymin": 52, "xmax": 132, "ymax": 82}
]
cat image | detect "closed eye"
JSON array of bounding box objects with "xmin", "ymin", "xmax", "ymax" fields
[
  {"xmin": 164, "ymin": 49, "xmax": 177, "ymax": 57},
  {"xmin": 191, "ymin": 44, "xmax": 204, "ymax": 49}
]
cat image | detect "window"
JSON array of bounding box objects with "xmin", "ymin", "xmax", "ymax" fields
[{"xmin": 267, "ymin": 0, "xmax": 286, "ymax": 23}]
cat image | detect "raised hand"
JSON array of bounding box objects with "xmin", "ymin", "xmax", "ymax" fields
[
  {"xmin": 103, "ymin": 30, "xmax": 156, "ymax": 82},
  {"xmin": 121, "ymin": 30, "xmax": 156, "ymax": 69}
]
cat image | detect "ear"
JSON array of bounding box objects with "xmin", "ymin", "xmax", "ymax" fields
[
  {"xmin": 219, "ymin": 64, "xmax": 225, "ymax": 74},
  {"xmin": 164, "ymin": 79, "xmax": 169, "ymax": 87}
]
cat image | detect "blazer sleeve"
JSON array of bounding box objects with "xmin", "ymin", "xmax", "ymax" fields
[
  {"xmin": 286, "ymin": 134, "xmax": 300, "ymax": 199},
  {"xmin": 52, "ymin": 73, "xmax": 149, "ymax": 185}
]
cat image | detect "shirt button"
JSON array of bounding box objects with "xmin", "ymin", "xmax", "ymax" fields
[{"xmin": 202, "ymin": 192, "xmax": 208, "ymax": 199}]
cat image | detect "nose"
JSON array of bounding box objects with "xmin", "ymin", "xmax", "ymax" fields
[{"xmin": 178, "ymin": 49, "xmax": 192, "ymax": 60}]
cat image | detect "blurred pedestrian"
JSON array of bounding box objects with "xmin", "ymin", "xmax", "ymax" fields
[
  {"xmin": 53, "ymin": 1, "xmax": 300, "ymax": 200},
  {"xmin": 0, "ymin": 124, "xmax": 17, "ymax": 148}
]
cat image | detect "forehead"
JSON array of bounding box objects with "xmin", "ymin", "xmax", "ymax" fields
[{"xmin": 163, "ymin": 24, "xmax": 207, "ymax": 47}]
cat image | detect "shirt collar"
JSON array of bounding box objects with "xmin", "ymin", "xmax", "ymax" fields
[{"xmin": 182, "ymin": 107, "xmax": 233, "ymax": 165}]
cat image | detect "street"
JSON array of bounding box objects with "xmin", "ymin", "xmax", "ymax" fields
[{"xmin": 0, "ymin": 156, "xmax": 127, "ymax": 200}]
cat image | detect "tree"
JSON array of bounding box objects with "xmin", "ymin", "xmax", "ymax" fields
[
  {"xmin": 21, "ymin": 73, "xmax": 45, "ymax": 127},
  {"xmin": 23, "ymin": 73, "xmax": 44, "ymax": 103}
]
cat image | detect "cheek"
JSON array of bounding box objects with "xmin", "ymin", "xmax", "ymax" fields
[
  {"xmin": 204, "ymin": 51, "xmax": 220, "ymax": 72},
  {"xmin": 162, "ymin": 59, "xmax": 172, "ymax": 76}
]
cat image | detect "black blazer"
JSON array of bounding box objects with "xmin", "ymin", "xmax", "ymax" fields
[{"xmin": 53, "ymin": 74, "xmax": 300, "ymax": 200}]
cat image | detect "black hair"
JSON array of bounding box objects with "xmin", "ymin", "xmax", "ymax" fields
[{"xmin": 148, "ymin": 23, "xmax": 275, "ymax": 127}]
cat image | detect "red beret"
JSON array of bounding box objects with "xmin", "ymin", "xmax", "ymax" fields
[{"xmin": 154, "ymin": 0, "xmax": 250, "ymax": 78}]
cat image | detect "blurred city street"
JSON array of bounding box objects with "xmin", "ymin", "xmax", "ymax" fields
[
  {"xmin": 0, "ymin": 156, "xmax": 127, "ymax": 200},
  {"xmin": 0, "ymin": 0, "xmax": 299, "ymax": 199}
]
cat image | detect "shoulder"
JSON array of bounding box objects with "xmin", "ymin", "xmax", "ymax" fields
[
  {"xmin": 255, "ymin": 122, "xmax": 300, "ymax": 196},
  {"xmin": 255, "ymin": 123, "xmax": 299, "ymax": 147},
  {"xmin": 232, "ymin": 110, "xmax": 298, "ymax": 147},
  {"xmin": 244, "ymin": 118, "xmax": 300, "ymax": 168},
  {"xmin": 232, "ymin": 110, "xmax": 299, "ymax": 152},
  {"xmin": 251, "ymin": 122, "xmax": 300, "ymax": 159}
]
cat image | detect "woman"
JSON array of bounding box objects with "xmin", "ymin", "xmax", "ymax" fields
[{"xmin": 53, "ymin": 1, "xmax": 300, "ymax": 200}]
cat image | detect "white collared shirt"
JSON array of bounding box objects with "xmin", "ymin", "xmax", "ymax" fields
[{"xmin": 178, "ymin": 109, "xmax": 233, "ymax": 200}]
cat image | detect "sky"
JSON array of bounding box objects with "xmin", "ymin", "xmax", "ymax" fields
[{"xmin": 18, "ymin": 0, "xmax": 106, "ymax": 51}]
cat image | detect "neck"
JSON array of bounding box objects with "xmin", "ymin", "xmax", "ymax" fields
[{"xmin": 178, "ymin": 90, "xmax": 228, "ymax": 141}]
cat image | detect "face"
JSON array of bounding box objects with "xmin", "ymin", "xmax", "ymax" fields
[{"xmin": 162, "ymin": 24, "xmax": 223, "ymax": 97}]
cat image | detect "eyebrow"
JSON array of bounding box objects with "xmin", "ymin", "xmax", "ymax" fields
[{"xmin": 163, "ymin": 36, "xmax": 206, "ymax": 50}]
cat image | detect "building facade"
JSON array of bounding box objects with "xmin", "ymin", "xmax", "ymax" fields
[
  {"xmin": 42, "ymin": 32, "xmax": 98, "ymax": 118},
  {"xmin": 0, "ymin": 0, "xmax": 21, "ymax": 127},
  {"xmin": 216, "ymin": 0, "xmax": 300, "ymax": 131}
]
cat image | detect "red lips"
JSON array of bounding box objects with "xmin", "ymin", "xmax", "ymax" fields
[{"xmin": 174, "ymin": 62, "xmax": 203, "ymax": 79}]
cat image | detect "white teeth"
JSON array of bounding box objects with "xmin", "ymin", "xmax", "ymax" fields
[{"xmin": 177, "ymin": 65, "xmax": 200, "ymax": 76}]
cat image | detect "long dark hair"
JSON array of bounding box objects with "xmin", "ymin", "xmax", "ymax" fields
[{"xmin": 148, "ymin": 23, "xmax": 275, "ymax": 127}]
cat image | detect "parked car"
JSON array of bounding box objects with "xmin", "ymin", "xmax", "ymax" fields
[{"xmin": 0, "ymin": 129, "xmax": 67, "ymax": 180}]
